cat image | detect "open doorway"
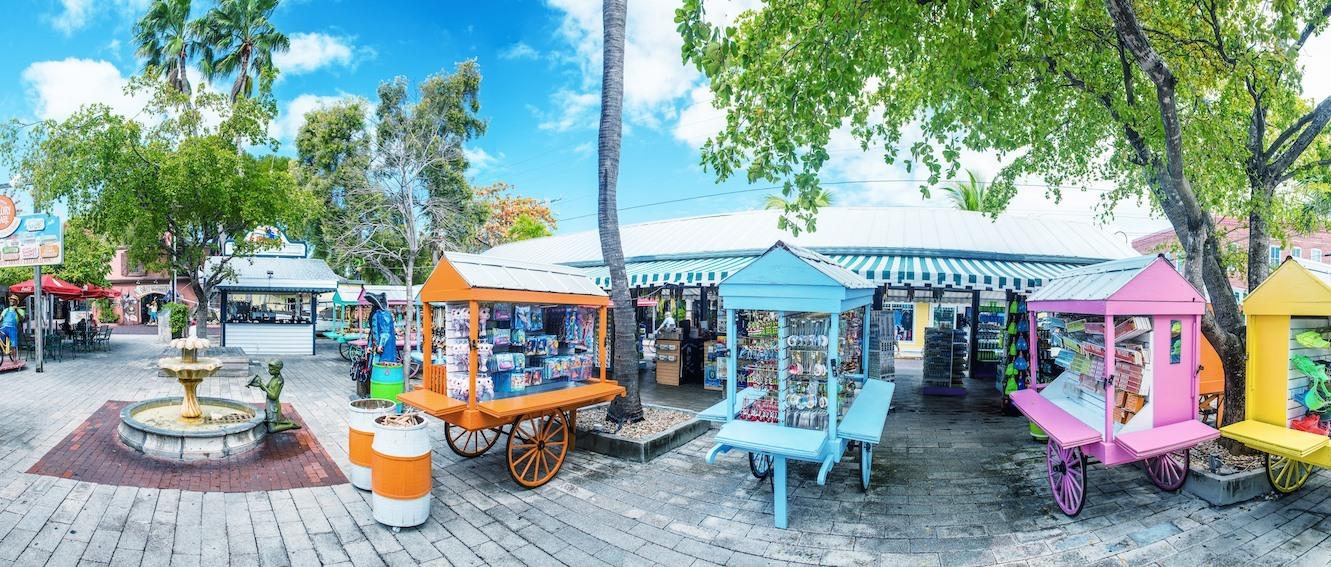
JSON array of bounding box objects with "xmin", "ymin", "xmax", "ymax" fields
[{"xmin": 140, "ymin": 293, "xmax": 166, "ymax": 325}]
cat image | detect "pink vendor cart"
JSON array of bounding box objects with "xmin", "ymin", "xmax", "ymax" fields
[{"xmin": 1010, "ymin": 255, "xmax": 1219, "ymax": 516}]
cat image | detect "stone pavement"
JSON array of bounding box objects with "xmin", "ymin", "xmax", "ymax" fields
[{"xmin": 0, "ymin": 335, "xmax": 1327, "ymax": 566}]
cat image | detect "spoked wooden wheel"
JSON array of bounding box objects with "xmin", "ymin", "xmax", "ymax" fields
[
  {"xmin": 1144, "ymin": 449, "xmax": 1189, "ymax": 491},
  {"xmin": 506, "ymin": 411, "xmax": 571, "ymax": 489},
  {"xmin": 444, "ymin": 423, "xmax": 500, "ymax": 458},
  {"xmin": 1266, "ymin": 453, "xmax": 1314, "ymax": 494},
  {"xmin": 748, "ymin": 452, "xmax": 772, "ymax": 480},
  {"xmin": 1046, "ymin": 442, "xmax": 1086, "ymax": 517}
]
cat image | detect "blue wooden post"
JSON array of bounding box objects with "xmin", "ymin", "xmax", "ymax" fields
[
  {"xmin": 773, "ymin": 456, "xmax": 789, "ymax": 529},
  {"xmin": 828, "ymin": 312, "xmax": 841, "ymax": 442},
  {"xmin": 726, "ymin": 308, "xmax": 738, "ymax": 420},
  {"xmin": 777, "ymin": 311, "xmax": 787, "ymax": 425}
]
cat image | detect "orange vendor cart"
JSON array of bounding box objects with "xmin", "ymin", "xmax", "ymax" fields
[{"xmin": 398, "ymin": 252, "xmax": 623, "ymax": 488}]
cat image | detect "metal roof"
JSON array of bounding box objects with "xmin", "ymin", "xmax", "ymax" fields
[
  {"xmin": 1027, "ymin": 255, "xmax": 1157, "ymax": 302},
  {"xmin": 358, "ymin": 284, "xmax": 423, "ymax": 305},
  {"xmin": 446, "ymin": 252, "xmax": 607, "ymax": 297},
  {"xmin": 773, "ymin": 241, "xmax": 877, "ymax": 289},
  {"xmin": 1293, "ymin": 257, "xmax": 1331, "ymax": 288},
  {"xmin": 483, "ymin": 207, "xmax": 1138, "ymax": 266},
  {"xmin": 208, "ymin": 256, "xmax": 339, "ymax": 292}
]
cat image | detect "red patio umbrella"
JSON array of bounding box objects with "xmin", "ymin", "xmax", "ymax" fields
[
  {"xmin": 80, "ymin": 284, "xmax": 117, "ymax": 300},
  {"xmin": 9, "ymin": 275, "xmax": 83, "ymax": 298}
]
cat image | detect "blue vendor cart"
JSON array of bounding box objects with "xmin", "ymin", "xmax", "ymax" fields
[{"xmin": 698, "ymin": 241, "xmax": 896, "ymax": 528}]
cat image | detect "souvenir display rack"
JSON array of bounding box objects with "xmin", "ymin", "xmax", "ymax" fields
[
  {"xmin": 923, "ymin": 327, "xmax": 967, "ymax": 395},
  {"xmin": 1011, "ymin": 255, "xmax": 1215, "ymax": 517},
  {"xmin": 1221, "ymin": 258, "xmax": 1331, "ymax": 494},
  {"xmin": 698, "ymin": 242, "xmax": 896, "ymax": 529},
  {"xmin": 399, "ymin": 253, "xmax": 622, "ymax": 489},
  {"xmin": 975, "ymin": 302, "xmax": 1006, "ymax": 365}
]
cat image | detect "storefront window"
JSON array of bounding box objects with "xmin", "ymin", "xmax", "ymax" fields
[{"xmin": 224, "ymin": 292, "xmax": 313, "ymax": 324}]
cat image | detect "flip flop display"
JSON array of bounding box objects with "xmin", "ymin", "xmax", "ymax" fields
[{"xmin": 1297, "ymin": 331, "xmax": 1331, "ymax": 349}]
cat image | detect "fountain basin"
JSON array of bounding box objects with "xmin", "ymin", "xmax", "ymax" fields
[{"xmin": 118, "ymin": 397, "xmax": 267, "ymax": 461}]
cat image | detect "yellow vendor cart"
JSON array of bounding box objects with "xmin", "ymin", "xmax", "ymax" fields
[
  {"xmin": 398, "ymin": 253, "xmax": 624, "ymax": 488},
  {"xmin": 1221, "ymin": 257, "xmax": 1331, "ymax": 493}
]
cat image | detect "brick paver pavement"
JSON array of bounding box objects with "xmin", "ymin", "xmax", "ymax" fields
[{"xmin": 0, "ymin": 334, "xmax": 1325, "ymax": 566}]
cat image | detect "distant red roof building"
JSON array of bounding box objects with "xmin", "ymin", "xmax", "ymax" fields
[{"xmin": 1131, "ymin": 218, "xmax": 1331, "ymax": 295}]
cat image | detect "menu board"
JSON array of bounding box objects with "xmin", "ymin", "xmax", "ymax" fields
[{"xmin": 0, "ymin": 203, "xmax": 63, "ymax": 269}]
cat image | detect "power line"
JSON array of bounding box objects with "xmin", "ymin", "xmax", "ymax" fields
[{"xmin": 555, "ymin": 178, "xmax": 1144, "ymax": 222}]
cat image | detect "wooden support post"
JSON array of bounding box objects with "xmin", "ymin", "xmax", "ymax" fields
[{"xmin": 468, "ymin": 300, "xmax": 479, "ymax": 409}]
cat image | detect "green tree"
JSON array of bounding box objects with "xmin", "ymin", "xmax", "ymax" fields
[
  {"xmin": 473, "ymin": 182, "xmax": 556, "ymax": 249},
  {"xmin": 133, "ymin": 0, "xmax": 196, "ymax": 95},
  {"xmin": 507, "ymin": 214, "xmax": 553, "ymax": 242},
  {"xmin": 764, "ymin": 188, "xmax": 833, "ymax": 232},
  {"xmin": 321, "ymin": 64, "xmax": 488, "ymax": 371},
  {"xmin": 294, "ymin": 99, "xmax": 372, "ymax": 275},
  {"xmin": 942, "ymin": 171, "xmax": 990, "ymax": 213},
  {"xmin": 52, "ymin": 217, "xmax": 116, "ymax": 287},
  {"xmin": 677, "ymin": 0, "xmax": 1331, "ymax": 431},
  {"xmin": 2, "ymin": 79, "xmax": 312, "ymax": 338},
  {"xmin": 194, "ymin": 0, "xmax": 288, "ymax": 102},
  {"xmin": 599, "ymin": 0, "xmax": 640, "ymax": 423}
]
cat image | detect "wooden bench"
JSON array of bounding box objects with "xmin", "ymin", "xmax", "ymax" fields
[
  {"xmin": 707, "ymin": 420, "xmax": 829, "ymax": 529},
  {"xmin": 1115, "ymin": 420, "xmax": 1219, "ymax": 460},
  {"xmin": 1221, "ymin": 419, "xmax": 1328, "ymax": 459},
  {"xmin": 838, "ymin": 379, "xmax": 895, "ymax": 445},
  {"xmin": 1009, "ymin": 389, "xmax": 1101, "ymax": 448}
]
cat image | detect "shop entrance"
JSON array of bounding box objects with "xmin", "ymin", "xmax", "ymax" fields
[{"xmin": 140, "ymin": 293, "xmax": 166, "ymax": 325}]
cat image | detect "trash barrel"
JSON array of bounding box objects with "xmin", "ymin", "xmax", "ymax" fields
[
  {"xmin": 347, "ymin": 398, "xmax": 397, "ymax": 491},
  {"xmin": 370, "ymin": 362, "xmax": 406, "ymax": 402},
  {"xmin": 371, "ymin": 413, "xmax": 431, "ymax": 528}
]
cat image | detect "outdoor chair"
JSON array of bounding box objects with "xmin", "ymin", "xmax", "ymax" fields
[{"xmin": 94, "ymin": 327, "xmax": 111, "ymax": 350}]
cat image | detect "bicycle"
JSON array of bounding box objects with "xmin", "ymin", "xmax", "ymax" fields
[{"xmin": 0, "ymin": 334, "xmax": 19, "ymax": 364}]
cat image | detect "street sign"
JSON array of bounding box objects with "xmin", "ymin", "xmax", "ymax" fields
[
  {"xmin": 0, "ymin": 201, "xmax": 63, "ymax": 269},
  {"xmin": 635, "ymin": 298, "xmax": 659, "ymax": 307}
]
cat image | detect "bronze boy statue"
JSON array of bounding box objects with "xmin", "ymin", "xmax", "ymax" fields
[{"xmin": 248, "ymin": 359, "xmax": 301, "ymax": 433}]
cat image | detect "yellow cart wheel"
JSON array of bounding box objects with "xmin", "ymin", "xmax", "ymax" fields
[{"xmin": 1266, "ymin": 453, "xmax": 1314, "ymax": 494}]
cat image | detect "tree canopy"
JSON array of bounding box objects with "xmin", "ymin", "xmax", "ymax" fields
[
  {"xmin": 1, "ymin": 79, "xmax": 313, "ymax": 336},
  {"xmin": 677, "ymin": 0, "xmax": 1331, "ymax": 428}
]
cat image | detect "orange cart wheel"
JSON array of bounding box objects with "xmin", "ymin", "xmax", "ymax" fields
[
  {"xmin": 444, "ymin": 424, "xmax": 501, "ymax": 458},
  {"xmin": 506, "ymin": 411, "xmax": 571, "ymax": 489}
]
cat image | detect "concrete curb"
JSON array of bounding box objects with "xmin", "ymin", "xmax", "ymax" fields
[
  {"xmin": 1182, "ymin": 466, "xmax": 1269, "ymax": 506},
  {"xmin": 575, "ymin": 404, "xmax": 710, "ymax": 463}
]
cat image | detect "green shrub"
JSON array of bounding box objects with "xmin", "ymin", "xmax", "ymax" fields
[{"xmin": 165, "ymin": 302, "xmax": 189, "ymax": 338}]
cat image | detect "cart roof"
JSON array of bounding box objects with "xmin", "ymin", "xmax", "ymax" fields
[
  {"xmin": 720, "ymin": 241, "xmax": 875, "ymax": 313},
  {"xmin": 1027, "ymin": 255, "xmax": 1204, "ymax": 315},
  {"xmin": 420, "ymin": 252, "xmax": 610, "ymax": 305},
  {"xmin": 1244, "ymin": 257, "xmax": 1331, "ymax": 316}
]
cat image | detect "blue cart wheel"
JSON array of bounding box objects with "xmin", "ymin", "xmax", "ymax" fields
[
  {"xmin": 748, "ymin": 452, "xmax": 772, "ymax": 480},
  {"xmin": 860, "ymin": 443, "xmax": 872, "ymax": 491}
]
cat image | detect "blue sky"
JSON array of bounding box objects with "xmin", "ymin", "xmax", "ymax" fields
[{"xmin": 6, "ymin": 0, "xmax": 1328, "ymax": 241}]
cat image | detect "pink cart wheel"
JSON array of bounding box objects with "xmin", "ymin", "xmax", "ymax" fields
[
  {"xmin": 1046, "ymin": 441, "xmax": 1086, "ymax": 517},
  {"xmin": 1144, "ymin": 449, "xmax": 1189, "ymax": 492}
]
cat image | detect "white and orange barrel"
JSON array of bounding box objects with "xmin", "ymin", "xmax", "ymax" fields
[
  {"xmin": 371, "ymin": 413, "xmax": 431, "ymax": 527},
  {"xmin": 347, "ymin": 398, "xmax": 397, "ymax": 491}
]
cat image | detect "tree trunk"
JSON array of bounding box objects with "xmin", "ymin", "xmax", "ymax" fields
[
  {"xmin": 1246, "ymin": 203, "xmax": 1272, "ymax": 291},
  {"xmin": 177, "ymin": 48, "xmax": 191, "ymax": 95},
  {"xmin": 189, "ymin": 279, "xmax": 209, "ymax": 339},
  {"xmin": 404, "ymin": 259, "xmax": 415, "ymax": 385},
  {"xmin": 598, "ymin": 0, "xmax": 641, "ymax": 423},
  {"xmin": 232, "ymin": 47, "xmax": 251, "ymax": 102}
]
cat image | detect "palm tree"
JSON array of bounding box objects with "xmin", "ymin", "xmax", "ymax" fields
[
  {"xmin": 193, "ymin": 0, "xmax": 289, "ymax": 102},
  {"xmin": 943, "ymin": 170, "xmax": 989, "ymax": 212},
  {"xmin": 133, "ymin": 0, "xmax": 195, "ymax": 95},
  {"xmin": 598, "ymin": 0, "xmax": 642, "ymax": 423}
]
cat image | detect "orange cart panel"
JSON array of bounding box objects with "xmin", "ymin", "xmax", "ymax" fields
[{"xmin": 478, "ymin": 381, "xmax": 625, "ymax": 419}]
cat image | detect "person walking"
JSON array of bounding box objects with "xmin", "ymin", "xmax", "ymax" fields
[{"xmin": 0, "ymin": 296, "xmax": 23, "ymax": 352}]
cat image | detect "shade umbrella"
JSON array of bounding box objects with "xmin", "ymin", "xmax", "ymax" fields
[
  {"xmin": 9, "ymin": 275, "xmax": 82, "ymax": 298},
  {"xmin": 80, "ymin": 284, "xmax": 117, "ymax": 300}
]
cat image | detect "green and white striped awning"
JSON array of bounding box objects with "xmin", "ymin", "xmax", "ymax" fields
[{"xmin": 587, "ymin": 254, "xmax": 1081, "ymax": 292}]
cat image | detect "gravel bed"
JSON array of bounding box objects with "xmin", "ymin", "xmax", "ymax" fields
[
  {"xmin": 576, "ymin": 405, "xmax": 694, "ymax": 439},
  {"xmin": 1189, "ymin": 439, "xmax": 1264, "ymax": 474}
]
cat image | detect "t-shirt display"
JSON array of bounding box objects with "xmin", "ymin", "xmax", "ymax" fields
[{"xmin": 432, "ymin": 301, "xmax": 599, "ymax": 402}]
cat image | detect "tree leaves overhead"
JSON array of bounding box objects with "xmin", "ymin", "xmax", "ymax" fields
[
  {"xmin": 677, "ymin": 0, "xmax": 1331, "ymax": 240},
  {"xmin": 193, "ymin": 0, "xmax": 289, "ymax": 101}
]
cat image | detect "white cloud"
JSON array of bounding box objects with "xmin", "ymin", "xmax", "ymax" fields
[
  {"xmin": 274, "ymin": 32, "xmax": 359, "ymax": 76},
  {"xmin": 49, "ymin": 0, "xmax": 93, "ymax": 35},
  {"xmin": 500, "ymin": 42, "xmax": 540, "ymax": 60},
  {"xmin": 673, "ymin": 86, "xmax": 727, "ymax": 147},
  {"xmin": 572, "ymin": 141, "xmax": 594, "ymax": 157},
  {"xmin": 22, "ymin": 58, "xmax": 147, "ymax": 120},
  {"xmin": 541, "ymin": 0, "xmax": 761, "ymax": 132},
  {"xmin": 270, "ymin": 93, "xmax": 352, "ymax": 144},
  {"xmin": 536, "ymin": 89, "xmax": 599, "ymax": 132},
  {"xmin": 464, "ymin": 147, "xmax": 502, "ymax": 172},
  {"xmin": 1301, "ymin": 31, "xmax": 1331, "ymax": 103}
]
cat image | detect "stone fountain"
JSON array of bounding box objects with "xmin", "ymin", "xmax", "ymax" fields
[{"xmin": 118, "ymin": 335, "xmax": 267, "ymax": 461}]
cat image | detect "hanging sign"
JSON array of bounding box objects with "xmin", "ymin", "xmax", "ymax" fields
[
  {"xmin": 0, "ymin": 199, "xmax": 63, "ymax": 268},
  {"xmin": 635, "ymin": 298, "xmax": 659, "ymax": 307}
]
